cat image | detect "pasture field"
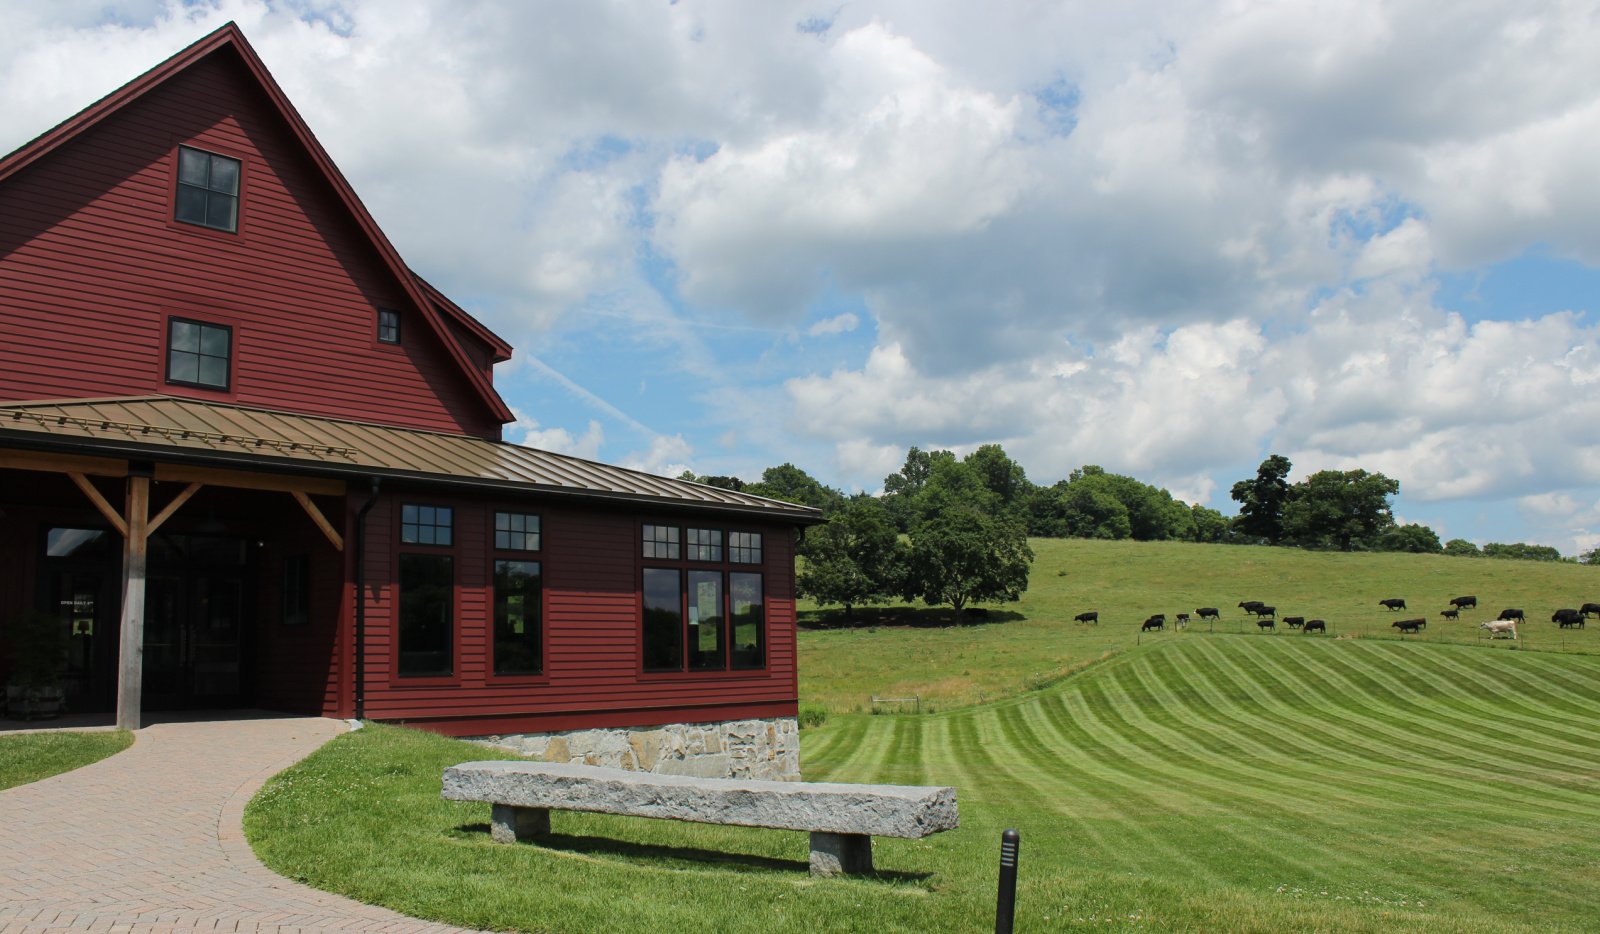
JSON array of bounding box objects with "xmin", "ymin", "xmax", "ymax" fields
[
  {"xmin": 800, "ymin": 539, "xmax": 1600, "ymax": 712},
  {"xmin": 247, "ymin": 637, "xmax": 1600, "ymax": 933}
]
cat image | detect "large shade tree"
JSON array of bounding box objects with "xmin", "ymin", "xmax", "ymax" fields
[
  {"xmin": 1231, "ymin": 454, "xmax": 1293, "ymax": 543},
  {"xmin": 1280, "ymin": 468, "xmax": 1400, "ymax": 551}
]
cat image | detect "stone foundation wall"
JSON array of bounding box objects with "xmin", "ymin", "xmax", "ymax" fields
[{"xmin": 471, "ymin": 717, "xmax": 801, "ymax": 782}]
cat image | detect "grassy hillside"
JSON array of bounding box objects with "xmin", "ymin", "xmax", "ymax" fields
[
  {"xmin": 799, "ymin": 539, "xmax": 1600, "ymax": 712},
  {"xmin": 249, "ymin": 638, "xmax": 1600, "ymax": 933}
]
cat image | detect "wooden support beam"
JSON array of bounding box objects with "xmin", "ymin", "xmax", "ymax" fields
[
  {"xmin": 156, "ymin": 463, "xmax": 345, "ymax": 497},
  {"xmin": 116, "ymin": 474, "xmax": 150, "ymax": 732},
  {"xmin": 68, "ymin": 472, "xmax": 129, "ymax": 538},
  {"xmin": 147, "ymin": 481, "xmax": 202, "ymax": 535},
  {"xmin": 291, "ymin": 489, "xmax": 344, "ymax": 551},
  {"xmin": 0, "ymin": 447, "xmax": 128, "ymax": 478}
]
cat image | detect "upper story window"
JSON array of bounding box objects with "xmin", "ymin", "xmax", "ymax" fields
[
  {"xmin": 687, "ymin": 528, "xmax": 722, "ymax": 562},
  {"xmin": 167, "ymin": 318, "xmax": 231, "ymax": 390},
  {"xmin": 377, "ymin": 308, "xmax": 401, "ymax": 344},
  {"xmin": 729, "ymin": 531, "xmax": 763, "ymax": 564},
  {"xmin": 175, "ymin": 146, "xmax": 240, "ymax": 232},
  {"xmin": 495, "ymin": 511, "xmax": 540, "ymax": 551},
  {"xmin": 643, "ymin": 524, "xmax": 679, "ymax": 560},
  {"xmin": 401, "ymin": 504, "xmax": 453, "ymax": 546}
]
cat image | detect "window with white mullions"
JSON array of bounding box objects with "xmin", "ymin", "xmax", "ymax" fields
[{"xmin": 175, "ymin": 146, "xmax": 240, "ymax": 232}]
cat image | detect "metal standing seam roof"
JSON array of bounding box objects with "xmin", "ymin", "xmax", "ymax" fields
[{"xmin": 0, "ymin": 396, "xmax": 823, "ymax": 523}]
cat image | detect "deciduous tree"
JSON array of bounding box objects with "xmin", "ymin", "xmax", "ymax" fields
[
  {"xmin": 1280, "ymin": 468, "xmax": 1399, "ymax": 551},
  {"xmin": 1231, "ymin": 455, "xmax": 1293, "ymax": 543}
]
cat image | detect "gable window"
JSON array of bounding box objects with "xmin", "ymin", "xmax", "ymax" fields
[
  {"xmin": 401, "ymin": 504, "xmax": 453, "ymax": 546},
  {"xmin": 378, "ymin": 308, "xmax": 401, "ymax": 344},
  {"xmin": 495, "ymin": 511, "xmax": 540, "ymax": 551},
  {"xmin": 643, "ymin": 524, "xmax": 679, "ymax": 559},
  {"xmin": 687, "ymin": 528, "xmax": 722, "ymax": 562},
  {"xmin": 729, "ymin": 531, "xmax": 762, "ymax": 564},
  {"xmin": 167, "ymin": 318, "xmax": 231, "ymax": 390},
  {"xmin": 175, "ymin": 145, "xmax": 240, "ymax": 232}
]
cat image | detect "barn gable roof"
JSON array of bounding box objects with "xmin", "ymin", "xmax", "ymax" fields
[{"xmin": 0, "ymin": 21, "xmax": 515, "ymax": 426}]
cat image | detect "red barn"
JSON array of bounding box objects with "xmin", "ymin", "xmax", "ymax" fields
[{"xmin": 0, "ymin": 23, "xmax": 819, "ymax": 780}]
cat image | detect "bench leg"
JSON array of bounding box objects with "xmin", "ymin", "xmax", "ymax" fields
[
  {"xmin": 490, "ymin": 804, "xmax": 551, "ymax": 843},
  {"xmin": 809, "ymin": 832, "xmax": 872, "ymax": 875}
]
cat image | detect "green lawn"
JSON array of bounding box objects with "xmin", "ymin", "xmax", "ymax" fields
[
  {"xmin": 246, "ymin": 637, "xmax": 1600, "ymax": 933},
  {"xmin": 800, "ymin": 539, "xmax": 1600, "ymax": 711},
  {"xmin": 0, "ymin": 730, "xmax": 131, "ymax": 790}
]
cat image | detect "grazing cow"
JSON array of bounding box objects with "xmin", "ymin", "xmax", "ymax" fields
[
  {"xmin": 1303, "ymin": 619, "xmax": 1327, "ymax": 634},
  {"xmin": 1580, "ymin": 603, "xmax": 1600, "ymax": 618},
  {"xmin": 1379, "ymin": 598, "xmax": 1407, "ymax": 611},
  {"xmin": 1450, "ymin": 596, "xmax": 1478, "ymax": 609},
  {"xmin": 1440, "ymin": 608, "xmax": 1459, "ymax": 621},
  {"xmin": 1074, "ymin": 611, "xmax": 1099, "ymax": 625},
  {"xmin": 1197, "ymin": 607, "xmax": 1221, "ymax": 621},
  {"xmin": 1282, "ymin": 616, "xmax": 1305, "ymax": 629},
  {"xmin": 1481, "ymin": 619, "xmax": 1518, "ymax": 640},
  {"xmin": 1239, "ymin": 601, "xmax": 1266, "ymax": 615},
  {"xmin": 1176, "ymin": 613, "xmax": 1191, "ymax": 629},
  {"xmin": 1257, "ymin": 618, "xmax": 1275, "ymax": 631},
  {"xmin": 1256, "ymin": 605, "xmax": 1276, "ymax": 619},
  {"xmin": 1498, "ymin": 608, "xmax": 1526, "ymax": 623},
  {"xmin": 1392, "ymin": 618, "xmax": 1426, "ymax": 633},
  {"xmin": 1141, "ymin": 615, "xmax": 1165, "ymax": 632},
  {"xmin": 1552, "ymin": 609, "xmax": 1585, "ymax": 629}
]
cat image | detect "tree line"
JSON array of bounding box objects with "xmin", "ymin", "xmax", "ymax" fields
[{"xmin": 679, "ymin": 447, "xmax": 1589, "ymax": 616}]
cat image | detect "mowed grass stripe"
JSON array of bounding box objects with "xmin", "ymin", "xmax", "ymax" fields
[
  {"xmin": 1236, "ymin": 639, "xmax": 1600, "ymax": 774},
  {"xmin": 1173, "ymin": 640, "xmax": 1577, "ymax": 815},
  {"xmin": 1293, "ymin": 646, "xmax": 1600, "ymax": 799},
  {"xmin": 1224, "ymin": 641, "xmax": 1600, "ymax": 813},
  {"xmin": 1415, "ymin": 645, "xmax": 1600, "ymax": 726},
  {"xmin": 1349, "ymin": 641, "xmax": 1600, "ymax": 743},
  {"xmin": 1038, "ymin": 667, "xmax": 1348, "ymax": 886}
]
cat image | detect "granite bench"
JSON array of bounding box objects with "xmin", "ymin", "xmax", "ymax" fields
[{"xmin": 441, "ymin": 760, "xmax": 959, "ymax": 875}]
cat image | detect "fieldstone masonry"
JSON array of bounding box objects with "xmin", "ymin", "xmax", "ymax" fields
[{"xmin": 471, "ymin": 716, "xmax": 802, "ymax": 781}]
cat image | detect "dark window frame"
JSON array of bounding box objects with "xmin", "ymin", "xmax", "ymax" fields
[
  {"xmin": 174, "ymin": 144, "xmax": 241, "ymax": 233},
  {"xmin": 377, "ymin": 308, "xmax": 401, "ymax": 345},
  {"xmin": 491, "ymin": 558, "xmax": 544, "ymax": 677},
  {"xmin": 494, "ymin": 511, "xmax": 541, "ymax": 552},
  {"xmin": 638, "ymin": 521, "xmax": 767, "ymax": 676},
  {"xmin": 165, "ymin": 316, "xmax": 233, "ymax": 391},
  {"xmin": 729, "ymin": 530, "xmax": 763, "ymax": 564},
  {"xmin": 401, "ymin": 503, "xmax": 454, "ymax": 547},
  {"xmin": 396, "ymin": 551, "xmax": 455, "ymax": 679}
]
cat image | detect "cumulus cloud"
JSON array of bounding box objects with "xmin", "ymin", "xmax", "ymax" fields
[
  {"xmin": 620, "ymin": 434, "xmax": 695, "ymax": 479},
  {"xmin": 507, "ymin": 412, "xmax": 605, "ymax": 461},
  {"xmin": 806, "ymin": 312, "xmax": 859, "ymax": 337}
]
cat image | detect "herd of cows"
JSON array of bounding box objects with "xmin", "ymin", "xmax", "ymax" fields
[{"xmin": 1073, "ymin": 595, "xmax": 1599, "ymax": 640}]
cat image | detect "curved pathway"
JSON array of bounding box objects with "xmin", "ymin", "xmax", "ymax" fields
[{"xmin": 0, "ymin": 714, "xmax": 479, "ymax": 934}]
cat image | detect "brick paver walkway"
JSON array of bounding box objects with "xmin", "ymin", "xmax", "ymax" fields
[{"xmin": 0, "ymin": 714, "xmax": 479, "ymax": 933}]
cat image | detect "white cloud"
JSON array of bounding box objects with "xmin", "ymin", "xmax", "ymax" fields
[
  {"xmin": 621, "ymin": 434, "xmax": 695, "ymax": 479},
  {"xmin": 507, "ymin": 411, "xmax": 605, "ymax": 461},
  {"xmin": 806, "ymin": 312, "xmax": 859, "ymax": 337}
]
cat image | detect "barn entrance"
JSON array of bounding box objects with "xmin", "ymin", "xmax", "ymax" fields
[{"xmin": 39, "ymin": 528, "xmax": 256, "ymax": 712}]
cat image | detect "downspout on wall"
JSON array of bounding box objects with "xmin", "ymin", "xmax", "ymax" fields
[{"xmin": 353, "ymin": 476, "xmax": 380, "ymax": 721}]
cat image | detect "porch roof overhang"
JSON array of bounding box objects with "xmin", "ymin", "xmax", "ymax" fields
[{"xmin": 0, "ymin": 396, "xmax": 824, "ymax": 526}]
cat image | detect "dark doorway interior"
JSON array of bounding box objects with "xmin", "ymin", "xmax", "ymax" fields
[{"xmin": 40, "ymin": 529, "xmax": 255, "ymax": 712}]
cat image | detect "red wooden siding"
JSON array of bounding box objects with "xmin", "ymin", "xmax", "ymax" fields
[
  {"xmin": 251, "ymin": 493, "xmax": 345, "ymax": 715},
  {"xmin": 350, "ymin": 492, "xmax": 801, "ymax": 735},
  {"xmin": 0, "ymin": 49, "xmax": 502, "ymax": 439}
]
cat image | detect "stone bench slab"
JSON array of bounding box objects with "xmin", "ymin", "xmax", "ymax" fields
[{"xmin": 442, "ymin": 760, "xmax": 959, "ymax": 839}]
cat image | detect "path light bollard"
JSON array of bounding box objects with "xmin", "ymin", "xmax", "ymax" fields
[{"xmin": 996, "ymin": 828, "xmax": 1020, "ymax": 934}]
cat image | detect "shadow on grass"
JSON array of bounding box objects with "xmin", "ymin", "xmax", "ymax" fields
[
  {"xmin": 451, "ymin": 823, "xmax": 934, "ymax": 883},
  {"xmin": 799, "ymin": 605, "xmax": 1025, "ymax": 631}
]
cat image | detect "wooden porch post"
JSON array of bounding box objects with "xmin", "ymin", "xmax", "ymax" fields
[{"xmin": 115, "ymin": 472, "xmax": 151, "ymax": 731}]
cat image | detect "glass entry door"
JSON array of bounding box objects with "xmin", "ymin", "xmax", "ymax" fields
[{"xmin": 141, "ymin": 535, "xmax": 251, "ymax": 710}]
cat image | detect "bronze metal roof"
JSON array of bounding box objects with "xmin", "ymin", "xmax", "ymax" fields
[{"xmin": 0, "ymin": 396, "xmax": 822, "ymax": 523}]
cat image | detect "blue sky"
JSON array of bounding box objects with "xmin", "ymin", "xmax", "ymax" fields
[{"xmin": 4, "ymin": 0, "xmax": 1600, "ymax": 554}]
